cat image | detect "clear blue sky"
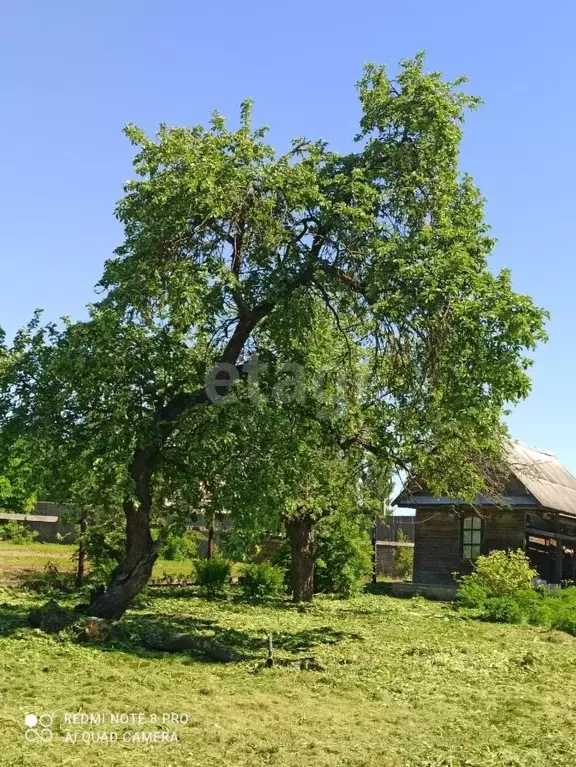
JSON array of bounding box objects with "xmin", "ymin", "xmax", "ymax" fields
[{"xmin": 1, "ymin": 2, "xmax": 574, "ymax": 470}]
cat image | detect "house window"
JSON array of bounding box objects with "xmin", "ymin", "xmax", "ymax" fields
[{"xmin": 462, "ymin": 516, "xmax": 482, "ymax": 560}]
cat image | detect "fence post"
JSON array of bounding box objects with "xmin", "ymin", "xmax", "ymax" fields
[
  {"xmin": 371, "ymin": 516, "xmax": 378, "ymax": 585},
  {"xmin": 76, "ymin": 506, "xmax": 87, "ymax": 589}
]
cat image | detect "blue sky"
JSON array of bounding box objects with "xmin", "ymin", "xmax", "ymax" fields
[{"xmin": 1, "ymin": 2, "xmax": 574, "ymax": 470}]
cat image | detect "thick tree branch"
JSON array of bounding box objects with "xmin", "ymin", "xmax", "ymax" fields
[
  {"xmin": 155, "ymin": 254, "xmax": 319, "ymax": 425},
  {"xmin": 316, "ymin": 260, "xmax": 367, "ymax": 295}
]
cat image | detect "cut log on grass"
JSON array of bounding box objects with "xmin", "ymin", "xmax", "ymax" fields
[{"xmin": 142, "ymin": 632, "xmax": 245, "ymax": 662}]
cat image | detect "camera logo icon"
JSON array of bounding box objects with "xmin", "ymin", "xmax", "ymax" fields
[{"xmin": 24, "ymin": 713, "xmax": 53, "ymax": 742}]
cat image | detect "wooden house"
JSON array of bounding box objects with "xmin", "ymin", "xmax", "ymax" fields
[{"xmin": 393, "ymin": 442, "xmax": 576, "ymax": 586}]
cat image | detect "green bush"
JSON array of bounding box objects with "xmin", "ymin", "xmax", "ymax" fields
[
  {"xmin": 549, "ymin": 612, "xmax": 576, "ymax": 636},
  {"xmin": 533, "ymin": 587, "xmax": 576, "ymax": 635},
  {"xmin": 270, "ymin": 514, "xmax": 372, "ymax": 599},
  {"xmin": 159, "ymin": 529, "xmax": 202, "ymax": 561},
  {"xmin": 85, "ymin": 557, "xmax": 120, "ymax": 593},
  {"xmin": 455, "ymin": 578, "xmax": 489, "ymax": 609},
  {"xmin": 457, "ymin": 556, "xmax": 576, "ymax": 637},
  {"xmin": 242, "ymin": 563, "xmax": 285, "ymax": 599},
  {"xmin": 480, "ymin": 587, "xmax": 576, "ymax": 632},
  {"xmin": 82, "ymin": 522, "xmax": 125, "ymax": 591},
  {"xmin": 457, "ymin": 549, "xmax": 537, "ymax": 603},
  {"xmin": 195, "ymin": 557, "xmax": 231, "ymax": 598},
  {"xmin": 393, "ymin": 530, "xmax": 414, "ymax": 580},
  {"xmin": 270, "ymin": 541, "xmax": 293, "ymax": 586},
  {"xmin": 314, "ymin": 514, "xmax": 372, "ymax": 598},
  {"xmin": 482, "ymin": 593, "xmax": 532, "ymax": 624},
  {"xmin": 0, "ymin": 519, "xmax": 38, "ymax": 544}
]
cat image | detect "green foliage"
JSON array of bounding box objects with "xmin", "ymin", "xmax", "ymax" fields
[
  {"xmin": 457, "ymin": 550, "xmax": 576, "ymax": 638},
  {"xmin": 0, "ymin": 447, "xmax": 36, "ymax": 512},
  {"xmin": 270, "ymin": 541, "xmax": 292, "ymax": 586},
  {"xmin": 524, "ymin": 587, "xmax": 576, "ymax": 635},
  {"xmin": 159, "ymin": 528, "xmax": 202, "ymax": 561},
  {"xmin": 455, "ymin": 576, "xmax": 489, "ymax": 609},
  {"xmin": 469, "ymin": 587, "xmax": 576, "ymax": 636},
  {"xmin": 0, "ymin": 520, "xmax": 38, "ymax": 544},
  {"xmin": 315, "ymin": 513, "xmax": 372, "ymax": 597},
  {"xmin": 481, "ymin": 594, "xmax": 532, "ymax": 624},
  {"xmin": 242, "ymin": 563, "xmax": 286, "ymax": 599},
  {"xmin": 0, "ymin": 55, "xmax": 549, "ymax": 611},
  {"xmin": 393, "ymin": 530, "xmax": 414, "ymax": 580},
  {"xmin": 457, "ymin": 549, "xmax": 537, "ymax": 603},
  {"xmin": 195, "ymin": 557, "xmax": 231, "ymax": 598},
  {"xmin": 541, "ymin": 589, "xmax": 576, "ymax": 635},
  {"xmin": 82, "ymin": 515, "xmax": 125, "ymax": 590}
]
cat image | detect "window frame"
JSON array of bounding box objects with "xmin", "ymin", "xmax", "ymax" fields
[{"xmin": 461, "ymin": 514, "xmax": 483, "ymax": 561}]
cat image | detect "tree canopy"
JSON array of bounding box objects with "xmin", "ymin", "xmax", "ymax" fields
[{"xmin": 0, "ymin": 55, "xmax": 548, "ymax": 616}]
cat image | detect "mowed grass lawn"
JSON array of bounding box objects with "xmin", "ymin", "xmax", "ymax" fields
[
  {"xmin": 0, "ymin": 541, "xmax": 195, "ymax": 582},
  {"xmin": 0, "ymin": 573, "xmax": 576, "ymax": 767}
]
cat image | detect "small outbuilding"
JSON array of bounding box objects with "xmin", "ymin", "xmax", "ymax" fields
[
  {"xmin": 0, "ymin": 502, "xmax": 76, "ymax": 543},
  {"xmin": 393, "ymin": 442, "xmax": 576, "ymax": 586}
]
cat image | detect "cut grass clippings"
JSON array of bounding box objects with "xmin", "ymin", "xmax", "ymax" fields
[{"xmin": 0, "ymin": 584, "xmax": 575, "ymax": 766}]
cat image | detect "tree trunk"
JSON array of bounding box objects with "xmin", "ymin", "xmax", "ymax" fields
[
  {"xmin": 286, "ymin": 515, "xmax": 316, "ymax": 603},
  {"xmin": 88, "ymin": 448, "xmax": 158, "ymax": 619},
  {"xmin": 206, "ymin": 521, "xmax": 215, "ymax": 559},
  {"xmin": 371, "ymin": 515, "xmax": 378, "ymax": 586},
  {"xmin": 75, "ymin": 506, "xmax": 88, "ymax": 589}
]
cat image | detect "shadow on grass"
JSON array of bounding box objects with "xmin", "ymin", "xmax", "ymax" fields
[
  {"xmin": 0, "ymin": 601, "xmax": 32, "ymax": 636},
  {"xmin": 107, "ymin": 613, "xmax": 357, "ymax": 661},
  {"xmin": 0, "ymin": 585, "xmax": 359, "ymax": 663},
  {"xmin": 271, "ymin": 626, "xmax": 363, "ymax": 651}
]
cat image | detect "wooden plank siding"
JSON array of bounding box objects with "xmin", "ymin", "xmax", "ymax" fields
[
  {"xmin": 413, "ymin": 507, "xmax": 527, "ymax": 585},
  {"xmin": 483, "ymin": 508, "xmax": 526, "ymax": 553},
  {"xmin": 413, "ymin": 508, "xmax": 461, "ymax": 585}
]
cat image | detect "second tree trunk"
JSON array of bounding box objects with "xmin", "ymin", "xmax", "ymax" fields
[
  {"xmin": 89, "ymin": 499, "xmax": 158, "ymax": 619},
  {"xmin": 286, "ymin": 514, "xmax": 316, "ymax": 602}
]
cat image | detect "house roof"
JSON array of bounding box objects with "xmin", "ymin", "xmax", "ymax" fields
[
  {"xmin": 505, "ymin": 442, "xmax": 576, "ymax": 518},
  {"xmin": 394, "ymin": 441, "xmax": 576, "ymax": 519}
]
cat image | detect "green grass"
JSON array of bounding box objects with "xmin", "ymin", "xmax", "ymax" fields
[
  {"xmin": 1, "ymin": 585, "xmax": 576, "ymax": 766},
  {"xmin": 0, "ymin": 542, "xmax": 197, "ymax": 582},
  {"xmin": 0, "ymin": 542, "xmax": 76, "ymax": 556}
]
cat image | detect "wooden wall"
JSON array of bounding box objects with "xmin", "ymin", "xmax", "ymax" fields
[
  {"xmin": 483, "ymin": 509, "xmax": 526, "ymax": 553},
  {"xmin": 413, "ymin": 508, "xmax": 460, "ymax": 584},
  {"xmin": 413, "ymin": 507, "xmax": 526, "ymax": 584}
]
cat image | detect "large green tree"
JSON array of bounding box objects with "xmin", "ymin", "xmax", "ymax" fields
[
  {"xmin": 195, "ymin": 296, "xmax": 388, "ymax": 602},
  {"xmin": 0, "ymin": 56, "xmax": 547, "ymax": 617}
]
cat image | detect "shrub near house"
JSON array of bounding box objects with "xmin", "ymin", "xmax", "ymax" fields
[{"xmin": 456, "ymin": 549, "xmax": 576, "ymax": 634}]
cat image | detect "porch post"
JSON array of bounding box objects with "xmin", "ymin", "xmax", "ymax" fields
[{"xmin": 554, "ymin": 535, "xmax": 564, "ymax": 585}]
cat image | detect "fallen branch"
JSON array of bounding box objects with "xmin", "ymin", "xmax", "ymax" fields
[{"xmin": 142, "ymin": 632, "xmax": 245, "ymax": 662}]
